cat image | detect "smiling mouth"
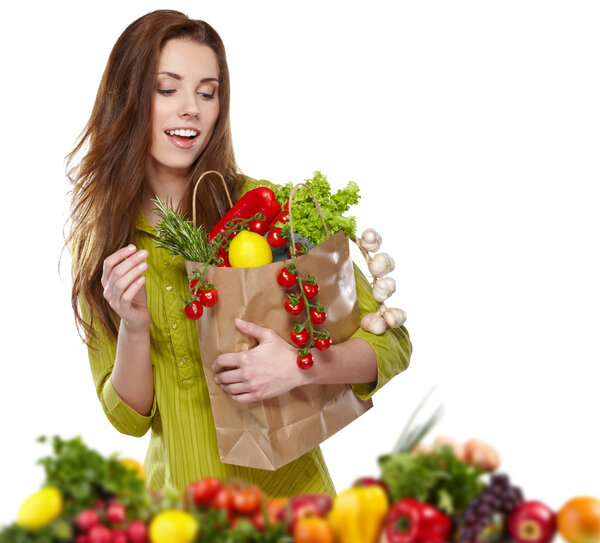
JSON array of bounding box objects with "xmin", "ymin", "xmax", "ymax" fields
[
  {"xmin": 165, "ymin": 128, "xmax": 199, "ymax": 139},
  {"xmin": 164, "ymin": 129, "xmax": 200, "ymax": 149}
]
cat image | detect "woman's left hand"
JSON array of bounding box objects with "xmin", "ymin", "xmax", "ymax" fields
[{"xmin": 212, "ymin": 318, "xmax": 312, "ymax": 404}]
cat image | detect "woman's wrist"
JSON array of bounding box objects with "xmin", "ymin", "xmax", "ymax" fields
[{"xmin": 304, "ymin": 338, "xmax": 377, "ymax": 386}]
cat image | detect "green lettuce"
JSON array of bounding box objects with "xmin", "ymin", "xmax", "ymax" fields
[{"xmin": 274, "ymin": 171, "xmax": 360, "ymax": 246}]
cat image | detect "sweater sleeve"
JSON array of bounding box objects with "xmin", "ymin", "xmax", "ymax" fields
[
  {"xmin": 81, "ymin": 299, "xmax": 156, "ymax": 437},
  {"xmin": 350, "ymin": 264, "xmax": 412, "ymax": 400}
]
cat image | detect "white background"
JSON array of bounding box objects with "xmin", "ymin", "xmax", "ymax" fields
[{"xmin": 1, "ymin": 0, "xmax": 599, "ymax": 532}]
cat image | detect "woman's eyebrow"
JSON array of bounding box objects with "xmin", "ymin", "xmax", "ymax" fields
[{"xmin": 157, "ymin": 71, "xmax": 219, "ymax": 83}]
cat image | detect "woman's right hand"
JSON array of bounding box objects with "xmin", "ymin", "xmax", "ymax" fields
[{"xmin": 101, "ymin": 244, "xmax": 150, "ymax": 332}]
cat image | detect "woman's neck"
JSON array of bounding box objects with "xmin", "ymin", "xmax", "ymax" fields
[{"xmin": 142, "ymin": 161, "xmax": 190, "ymax": 227}]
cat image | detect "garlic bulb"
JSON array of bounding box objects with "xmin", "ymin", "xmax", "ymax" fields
[
  {"xmin": 382, "ymin": 307, "xmax": 407, "ymax": 328},
  {"xmin": 360, "ymin": 312, "xmax": 387, "ymax": 335},
  {"xmin": 372, "ymin": 277, "xmax": 396, "ymax": 302},
  {"xmin": 368, "ymin": 253, "xmax": 395, "ymax": 278},
  {"xmin": 360, "ymin": 228, "xmax": 382, "ymax": 252}
]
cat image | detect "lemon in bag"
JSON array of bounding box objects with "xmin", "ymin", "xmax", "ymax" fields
[{"xmin": 228, "ymin": 230, "xmax": 273, "ymax": 268}]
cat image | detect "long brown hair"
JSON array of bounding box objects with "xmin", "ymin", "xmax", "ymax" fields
[{"xmin": 67, "ymin": 10, "xmax": 241, "ymax": 343}]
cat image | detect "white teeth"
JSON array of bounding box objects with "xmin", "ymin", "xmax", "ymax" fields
[{"xmin": 167, "ymin": 129, "xmax": 198, "ymax": 137}]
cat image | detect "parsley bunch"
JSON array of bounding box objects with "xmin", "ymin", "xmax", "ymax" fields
[{"xmin": 378, "ymin": 447, "xmax": 485, "ymax": 515}]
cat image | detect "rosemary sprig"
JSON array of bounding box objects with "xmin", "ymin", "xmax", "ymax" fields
[{"xmin": 152, "ymin": 196, "xmax": 217, "ymax": 263}]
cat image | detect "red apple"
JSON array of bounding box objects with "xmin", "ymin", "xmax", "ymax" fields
[
  {"xmin": 279, "ymin": 494, "xmax": 333, "ymax": 533},
  {"xmin": 508, "ymin": 500, "xmax": 556, "ymax": 543}
]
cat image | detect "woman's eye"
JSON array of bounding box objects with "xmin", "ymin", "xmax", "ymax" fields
[
  {"xmin": 198, "ymin": 91, "xmax": 216, "ymax": 100},
  {"xmin": 156, "ymin": 89, "xmax": 176, "ymax": 96}
]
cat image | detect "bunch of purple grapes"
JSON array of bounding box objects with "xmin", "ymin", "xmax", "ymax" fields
[{"xmin": 457, "ymin": 473, "xmax": 524, "ymax": 543}]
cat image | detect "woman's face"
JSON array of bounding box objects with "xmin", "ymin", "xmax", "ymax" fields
[{"xmin": 148, "ymin": 38, "xmax": 221, "ymax": 178}]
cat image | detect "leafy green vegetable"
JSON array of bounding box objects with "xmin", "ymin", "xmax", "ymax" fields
[
  {"xmin": 274, "ymin": 171, "xmax": 360, "ymax": 246},
  {"xmin": 36, "ymin": 436, "xmax": 147, "ymax": 518},
  {"xmin": 378, "ymin": 446, "xmax": 484, "ymax": 515}
]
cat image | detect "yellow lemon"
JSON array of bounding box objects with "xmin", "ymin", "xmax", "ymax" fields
[
  {"xmin": 120, "ymin": 457, "xmax": 145, "ymax": 479},
  {"xmin": 228, "ymin": 230, "xmax": 273, "ymax": 268},
  {"xmin": 17, "ymin": 486, "xmax": 63, "ymax": 530},
  {"xmin": 149, "ymin": 510, "xmax": 199, "ymax": 543}
]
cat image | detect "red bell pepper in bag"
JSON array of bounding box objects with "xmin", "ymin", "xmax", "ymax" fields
[
  {"xmin": 385, "ymin": 498, "xmax": 452, "ymax": 543},
  {"xmin": 208, "ymin": 186, "xmax": 281, "ymax": 240}
]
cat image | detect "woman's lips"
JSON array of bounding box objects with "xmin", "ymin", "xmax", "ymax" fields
[{"xmin": 165, "ymin": 132, "xmax": 200, "ymax": 149}]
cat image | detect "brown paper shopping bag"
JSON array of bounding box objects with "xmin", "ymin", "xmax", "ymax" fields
[{"xmin": 185, "ymin": 172, "xmax": 372, "ymax": 471}]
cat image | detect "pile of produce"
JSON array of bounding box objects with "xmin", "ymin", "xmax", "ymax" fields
[{"xmin": 4, "ymin": 413, "xmax": 600, "ymax": 543}]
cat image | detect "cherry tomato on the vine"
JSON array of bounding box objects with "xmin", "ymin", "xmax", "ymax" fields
[
  {"xmin": 184, "ymin": 300, "xmax": 203, "ymax": 320},
  {"xmin": 249, "ymin": 220, "xmax": 269, "ymax": 236},
  {"xmin": 213, "ymin": 486, "xmax": 235, "ymax": 511},
  {"xmin": 277, "ymin": 267, "xmax": 298, "ymax": 288},
  {"xmin": 189, "ymin": 279, "xmax": 200, "ymax": 294},
  {"xmin": 198, "ymin": 288, "xmax": 218, "ymax": 307},
  {"xmin": 232, "ymin": 485, "xmax": 262, "ymax": 515},
  {"xmin": 284, "ymin": 298, "xmax": 305, "ymax": 316},
  {"xmin": 297, "ymin": 353, "xmax": 314, "ymax": 370},
  {"xmin": 302, "ymin": 282, "xmax": 319, "ymax": 300},
  {"xmin": 309, "ymin": 308, "xmax": 327, "ymax": 325},
  {"xmin": 267, "ymin": 227, "xmax": 287, "ymax": 248},
  {"xmin": 314, "ymin": 337, "xmax": 332, "ymax": 351},
  {"xmin": 187, "ymin": 477, "xmax": 223, "ymax": 507},
  {"xmin": 287, "ymin": 242, "xmax": 306, "ymax": 258},
  {"xmin": 290, "ymin": 329, "xmax": 310, "ymax": 347}
]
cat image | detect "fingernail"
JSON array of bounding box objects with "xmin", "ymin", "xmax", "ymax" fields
[
  {"xmin": 138, "ymin": 249, "xmax": 148, "ymax": 257},
  {"xmin": 138, "ymin": 262, "xmax": 147, "ymax": 270},
  {"xmin": 127, "ymin": 244, "xmax": 136, "ymax": 251}
]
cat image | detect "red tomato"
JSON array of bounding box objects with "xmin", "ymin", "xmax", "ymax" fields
[
  {"xmin": 249, "ymin": 220, "xmax": 269, "ymax": 236},
  {"xmin": 184, "ymin": 300, "xmax": 203, "ymax": 320},
  {"xmin": 284, "ymin": 298, "xmax": 305, "ymax": 316},
  {"xmin": 77, "ymin": 509, "xmax": 101, "ymax": 532},
  {"xmin": 106, "ymin": 501, "xmax": 126, "ymax": 524},
  {"xmin": 213, "ymin": 487, "xmax": 236, "ymax": 511},
  {"xmin": 75, "ymin": 535, "xmax": 90, "ymax": 543},
  {"xmin": 233, "ymin": 485, "xmax": 262, "ymax": 515},
  {"xmin": 297, "ymin": 353, "xmax": 314, "ymax": 370},
  {"xmin": 290, "ymin": 329, "xmax": 310, "ymax": 347},
  {"xmin": 309, "ymin": 309, "xmax": 327, "ymax": 325},
  {"xmin": 125, "ymin": 521, "xmax": 148, "ymax": 543},
  {"xmin": 287, "ymin": 242, "xmax": 306, "ymax": 258},
  {"xmin": 267, "ymin": 227, "xmax": 287, "ymax": 248},
  {"xmin": 314, "ymin": 337, "xmax": 332, "ymax": 351},
  {"xmin": 188, "ymin": 477, "xmax": 223, "ymax": 507},
  {"xmin": 88, "ymin": 525, "xmax": 112, "ymax": 543},
  {"xmin": 277, "ymin": 267, "xmax": 298, "ymax": 288},
  {"xmin": 198, "ymin": 288, "xmax": 218, "ymax": 307},
  {"xmin": 302, "ymin": 282, "xmax": 319, "ymax": 300},
  {"xmin": 189, "ymin": 279, "xmax": 199, "ymax": 294}
]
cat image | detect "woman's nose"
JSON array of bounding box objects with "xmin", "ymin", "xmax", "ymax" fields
[{"xmin": 179, "ymin": 91, "xmax": 200, "ymax": 119}]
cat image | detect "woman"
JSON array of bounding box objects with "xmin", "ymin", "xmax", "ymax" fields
[{"xmin": 67, "ymin": 9, "xmax": 412, "ymax": 497}]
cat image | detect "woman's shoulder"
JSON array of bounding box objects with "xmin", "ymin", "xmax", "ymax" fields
[{"xmin": 239, "ymin": 174, "xmax": 279, "ymax": 194}]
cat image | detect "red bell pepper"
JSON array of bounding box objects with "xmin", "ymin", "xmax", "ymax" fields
[
  {"xmin": 385, "ymin": 498, "xmax": 452, "ymax": 543},
  {"xmin": 208, "ymin": 186, "xmax": 281, "ymax": 240}
]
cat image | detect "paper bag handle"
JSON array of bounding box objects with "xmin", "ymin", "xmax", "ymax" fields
[
  {"xmin": 191, "ymin": 170, "xmax": 233, "ymax": 226},
  {"xmin": 287, "ymin": 183, "xmax": 330, "ymax": 257}
]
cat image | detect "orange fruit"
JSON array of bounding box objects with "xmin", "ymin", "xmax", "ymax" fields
[
  {"xmin": 557, "ymin": 496, "xmax": 600, "ymax": 543},
  {"xmin": 293, "ymin": 516, "xmax": 334, "ymax": 543}
]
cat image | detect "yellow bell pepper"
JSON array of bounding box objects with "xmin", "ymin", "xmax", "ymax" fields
[{"xmin": 328, "ymin": 484, "xmax": 389, "ymax": 543}]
